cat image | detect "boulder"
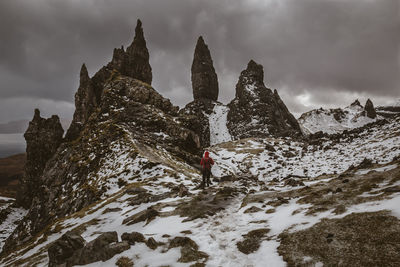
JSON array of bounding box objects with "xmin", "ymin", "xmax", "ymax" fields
[
  {"xmin": 48, "ymin": 231, "xmax": 85, "ymax": 267},
  {"xmin": 48, "ymin": 231, "xmax": 130, "ymax": 266},
  {"xmin": 121, "ymin": 232, "xmax": 146, "ymax": 244},
  {"xmin": 146, "ymin": 237, "xmax": 158, "ymax": 250},
  {"xmin": 122, "ymin": 207, "xmax": 159, "ymax": 225}
]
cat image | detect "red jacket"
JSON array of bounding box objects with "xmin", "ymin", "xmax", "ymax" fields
[{"xmin": 200, "ymin": 152, "xmax": 214, "ymax": 169}]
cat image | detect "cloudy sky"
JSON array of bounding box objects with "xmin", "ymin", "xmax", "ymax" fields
[{"xmin": 0, "ymin": 0, "xmax": 399, "ymax": 123}]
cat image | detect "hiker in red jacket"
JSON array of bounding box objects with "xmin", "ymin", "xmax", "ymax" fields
[{"xmin": 200, "ymin": 151, "xmax": 214, "ymax": 188}]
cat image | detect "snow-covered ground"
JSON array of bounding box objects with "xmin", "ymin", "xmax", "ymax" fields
[
  {"xmin": 1, "ymin": 117, "xmax": 400, "ymax": 267},
  {"xmin": 209, "ymin": 103, "xmax": 232, "ymax": 145},
  {"xmin": 0, "ymin": 199, "xmax": 27, "ymax": 252},
  {"xmin": 299, "ymin": 102, "xmax": 382, "ymax": 134},
  {"xmin": 211, "ymin": 117, "xmax": 400, "ymax": 182}
]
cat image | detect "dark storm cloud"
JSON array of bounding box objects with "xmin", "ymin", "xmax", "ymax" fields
[{"xmin": 0, "ymin": 0, "xmax": 399, "ymax": 122}]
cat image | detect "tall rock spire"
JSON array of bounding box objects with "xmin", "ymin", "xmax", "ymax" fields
[
  {"xmin": 191, "ymin": 36, "xmax": 219, "ymax": 101},
  {"xmin": 65, "ymin": 63, "xmax": 96, "ymax": 141},
  {"xmin": 125, "ymin": 19, "xmax": 152, "ymax": 85},
  {"xmin": 364, "ymin": 98, "xmax": 377, "ymax": 119}
]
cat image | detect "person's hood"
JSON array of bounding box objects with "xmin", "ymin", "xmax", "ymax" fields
[{"xmin": 204, "ymin": 151, "xmax": 209, "ymax": 158}]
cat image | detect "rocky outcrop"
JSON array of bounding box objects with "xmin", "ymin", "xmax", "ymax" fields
[
  {"xmin": 48, "ymin": 231, "xmax": 130, "ymax": 266},
  {"xmin": 178, "ymin": 37, "xmax": 219, "ymax": 148},
  {"xmin": 65, "ymin": 64, "xmax": 96, "ymax": 141},
  {"xmin": 65, "ymin": 19, "xmax": 152, "ymax": 141},
  {"xmin": 364, "ymin": 99, "xmax": 376, "ymax": 119},
  {"xmin": 191, "ymin": 36, "xmax": 219, "ymax": 101},
  {"xmin": 47, "ymin": 231, "xmax": 85, "ymax": 267},
  {"xmin": 350, "ymin": 99, "xmax": 362, "ymax": 108},
  {"xmin": 17, "ymin": 109, "xmax": 64, "ymax": 208},
  {"xmin": 4, "ymin": 75, "xmax": 201, "ymax": 253},
  {"xmin": 179, "ymin": 99, "xmax": 215, "ymax": 148},
  {"xmin": 227, "ymin": 60, "xmax": 302, "ymax": 139},
  {"xmin": 125, "ymin": 19, "xmax": 152, "ymax": 85}
]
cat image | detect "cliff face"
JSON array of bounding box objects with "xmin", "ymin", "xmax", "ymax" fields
[
  {"xmin": 65, "ymin": 64, "xmax": 96, "ymax": 141},
  {"xmin": 227, "ymin": 60, "xmax": 302, "ymax": 139},
  {"xmin": 17, "ymin": 109, "xmax": 64, "ymax": 209}
]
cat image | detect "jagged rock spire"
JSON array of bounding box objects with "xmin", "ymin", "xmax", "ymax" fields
[
  {"xmin": 65, "ymin": 63, "xmax": 96, "ymax": 141},
  {"xmin": 350, "ymin": 99, "xmax": 362, "ymax": 107},
  {"xmin": 227, "ymin": 60, "xmax": 302, "ymax": 139},
  {"xmin": 18, "ymin": 109, "xmax": 64, "ymax": 208},
  {"xmin": 125, "ymin": 19, "xmax": 152, "ymax": 85},
  {"xmin": 234, "ymin": 60, "xmax": 265, "ymax": 100},
  {"xmin": 365, "ymin": 98, "xmax": 376, "ymax": 119},
  {"xmin": 241, "ymin": 60, "xmax": 264, "ymax": 85},
  {"xmin": 191, "ymin": 36, "xmax": 219, "ymax": 101}
]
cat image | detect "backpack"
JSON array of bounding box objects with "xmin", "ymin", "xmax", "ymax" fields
[{"xmin": 203, "ymin": 157, "xmax": 212, "ymax": 170}]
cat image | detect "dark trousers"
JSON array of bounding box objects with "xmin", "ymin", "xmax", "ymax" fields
[{"xmin": 202, "ymin": 168, "xmax": 211, "ymax": 187}]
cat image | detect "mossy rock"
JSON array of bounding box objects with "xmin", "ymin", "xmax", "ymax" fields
[
  {"xmin": 236, "ymin": 228, "xmax": 270, "ymax": 254},
  {"xmin": 278, "ymin": 211, "xmax": 400, "ymax": 266}
]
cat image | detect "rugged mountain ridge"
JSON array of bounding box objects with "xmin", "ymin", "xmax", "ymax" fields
[
  {"xmin": 66, "ymin": 19, "xmax": 152, "ymax": 141},
  {"xmin": 2, "ymin": 18, "xmax": 399, "ymax": 267},
  {"xmin": 299, "ymin": 99, "xmax": 381, "ymax": 135},
  {"xmin": 2, "ymin": 21, "xmax": 201, "ymax": 254},
  {"xmin": 2, "ymin": 110, "xmax": 400, "ymax": 266}
]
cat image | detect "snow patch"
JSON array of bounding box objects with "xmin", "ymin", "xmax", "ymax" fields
[{"xmin": 209, "ymin": 103, "xmax": 232, "ymax": 145}]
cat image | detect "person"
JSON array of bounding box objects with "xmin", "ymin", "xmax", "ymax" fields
[{"xmin": 200, "ymin": 151, "xmax": 214, "ymax": 188}]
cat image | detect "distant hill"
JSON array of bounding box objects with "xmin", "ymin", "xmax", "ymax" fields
[{"xmin": 0, "ymin": 153, "xmax": 26, "ymax": 198}]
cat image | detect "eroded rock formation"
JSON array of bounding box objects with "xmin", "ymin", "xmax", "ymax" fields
[
  {"xmin": 65, "ymin": 64, "xmax": 96, "ymax": 141},
  {"xmin": 227, "ymin": 60, "xmax": 302, "ymax": 139},
  {"xmin": 4, "ymin": 74, "xmax": 201, "ymax": 253},
  {"xmin": 180, "ymin": 36, "xmax": 220, "ymax": 147},
  {"xmin": 364, "ymin": 99, "xmax": 377, "ymax": 119},
  {"xmin": 66, "ymin": 19, "xmax": 152, "ymax": 141},
  {"xmin": 125, "ymin": 19, "xmax": 152, "ymax": 84},
  {"xmin": 191, "ymin": 36, "xmax": 219, "ymax": 101},
  {"xmin": 17, "ymin": 109, "xmax": 64, "ymax": 208}
]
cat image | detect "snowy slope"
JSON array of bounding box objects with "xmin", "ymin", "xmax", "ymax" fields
[
  {"xmin": 299, "ymin": 102, "xmax": 381, "ymax": 134},
  {"xmin": 0, "ymin": 197, "xmax": 27, "ymax": 252},
  {"xmin": 1, "ymin": 118, "xmax": 400, "ymax": 266},
  {"xmin": 209, "ymin": 103, "xmax": 232, "ymax": 145}
]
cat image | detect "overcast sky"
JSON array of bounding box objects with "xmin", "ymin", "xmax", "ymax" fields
[{"xmin": 0, "ymin": 0, "xmax": 399, "ymax": 123}]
